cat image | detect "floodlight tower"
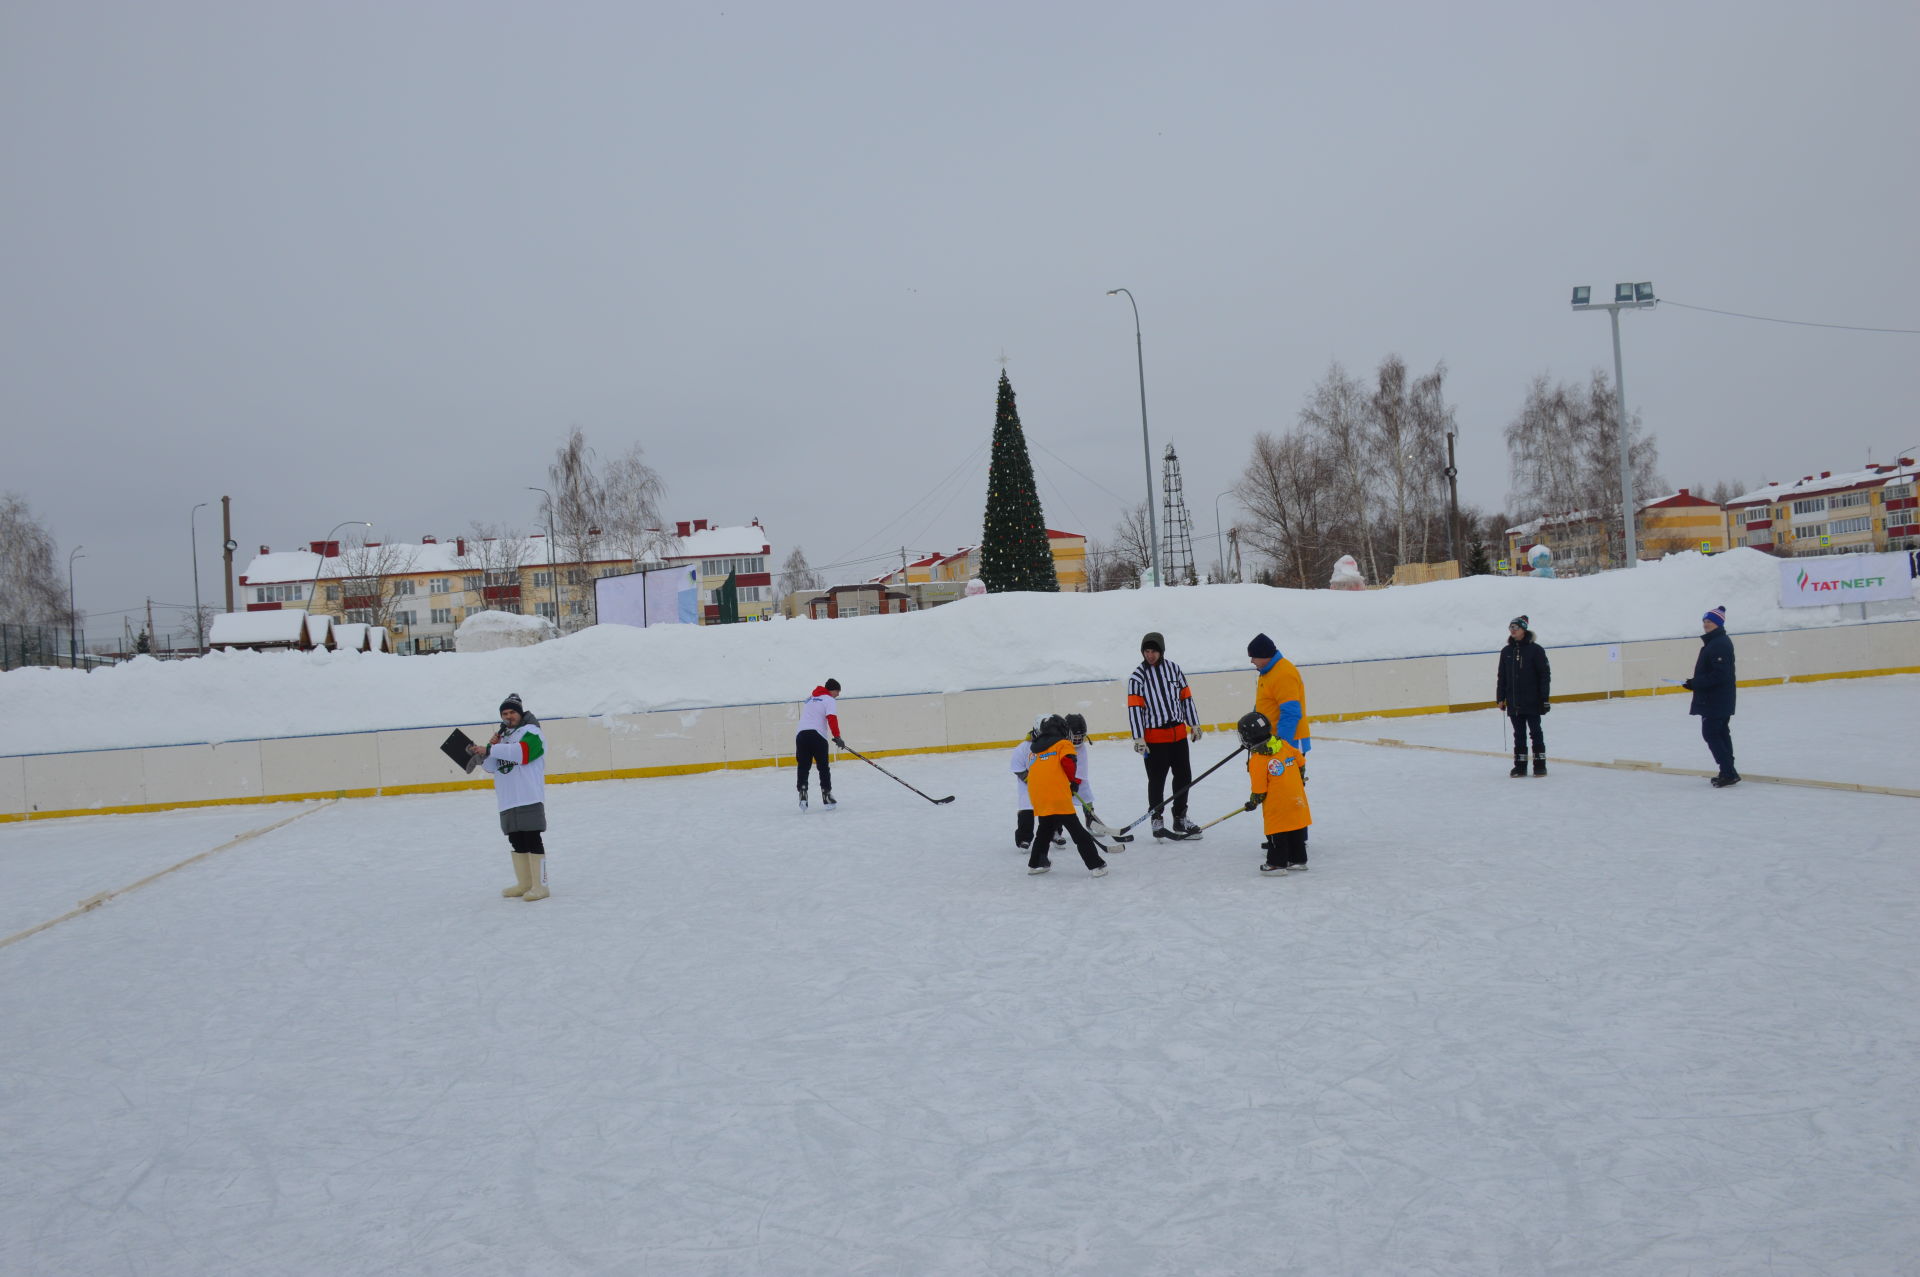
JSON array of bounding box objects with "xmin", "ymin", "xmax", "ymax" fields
[{"xmin": 1571, "ymin": 281, "xmax": 1656, "ymax": 567}]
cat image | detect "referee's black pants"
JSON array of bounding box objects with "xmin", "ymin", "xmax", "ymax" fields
[{"xmin": 1143, "ymin": 737, "xmax": 1192, "ymax": 824}]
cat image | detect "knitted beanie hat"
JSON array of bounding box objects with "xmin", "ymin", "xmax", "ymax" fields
[
  {"xmin": 1702, "ymin": 606, "xmax": 1727, "ymax": 628},
  {"xmin": 500, "ymin": 692, "xmax": 525, "ymax": 716},
  {"xmin": 1140, "ymin": 632, "xmax": 1165, "ymax": 654},
  {"xmin": 1247, "ymin": 632, "xmax": 1277, "ymax": 660}
]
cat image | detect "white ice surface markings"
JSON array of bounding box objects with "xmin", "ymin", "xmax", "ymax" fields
[{"xmin": 1, "ymin": 682, "xmax": 1917, "ymax": 1275}]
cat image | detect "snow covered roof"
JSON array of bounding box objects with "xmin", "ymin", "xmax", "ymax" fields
[
  {"xmin": 658, "ymin": 523, "xmax": 771, "ymax": 560},
  {"xmin": 1727, "ymin": 462, "xmax": 1920, "ymax": 508},
  {"xmin": 243, "ymin": 523, "xmax": 774, "ymax": 585},
  {"xmin": 332, "ymin": 623, "xmax": 370, "ymax": 651},
  {"xmin": 208, "ymin": 610, "xmax": 309, "ymax": 647},
  {"xmin": 304, "ymin": 613, "xmax": 333, "ymax": 646}
]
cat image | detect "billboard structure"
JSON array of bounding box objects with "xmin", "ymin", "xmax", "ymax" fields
[
  {"xmin": 593, "ymin": 565, "xmax": 700, "ymax": 628},
  {"xmin": 1777, "ymin": 551, "xmax": 1919, "ymax": 608}
]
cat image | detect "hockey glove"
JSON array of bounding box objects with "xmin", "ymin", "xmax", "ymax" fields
[
  {"xmin": 1016, "ymin": 770, "xmax": 1029, "ymax": 783},
  {"xmin": 1243, "ymin": 793, "xmax": 1264, "ymax": 812},
  {"xmin": 832, "ymin": 736, "xmax": 846, "ymax": 750},
  {"xmin": 1541, "ymin": 703, "xmax": 1551, "ymax": 714},
  {"xmin": 1069, "ymin": 780, "xmax": 1081, "ymax": 794},
  {"xmin": 1132, "ymin": 739, "xmax": 1149, "ymax": 755}
]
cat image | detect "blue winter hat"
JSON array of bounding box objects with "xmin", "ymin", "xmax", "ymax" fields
[
  {"xmin": 1702, "ymin": 606, "xmax": 1727, "ymax": 629},
  {"xmin": 1247, "ymin": 633, "xmax": 1277, "ymax": 660}
]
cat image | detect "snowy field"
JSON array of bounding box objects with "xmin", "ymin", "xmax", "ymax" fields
[{"xmin": 3, "ymin": 681, "xmax": 1918, "ymax": 1276}]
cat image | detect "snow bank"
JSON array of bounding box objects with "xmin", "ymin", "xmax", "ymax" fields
[
  {"xmin": 8, "ymin": 550, "xmax": 1914, "ymax": 754},
  {"xmin": 455, "ymin": 609, "xmax": 558, "ymax": 652}
]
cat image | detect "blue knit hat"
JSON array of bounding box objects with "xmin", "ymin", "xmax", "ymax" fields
[
  {"xmin": 1702, "ymin": 606, "xmax": 1727, "ymax": 629},
  {"xmin": 1247, "ymin": 633, "xmax": 1277, "ymax": 660}
]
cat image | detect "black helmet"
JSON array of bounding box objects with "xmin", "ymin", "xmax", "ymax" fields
[
  {"xmin": 1236, "ymin": 710, "xmax": 1272, "ymax": 746},
  {"xmin": 1064, "ymin": 712, "xmax": 1088, "ymax": 742},
  {"xmin": 1032, "ymin": 714, "xmax": 1069, "ymax": 747}
]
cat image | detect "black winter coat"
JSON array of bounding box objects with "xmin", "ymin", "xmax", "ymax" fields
[
  {"xmin": 1496, "ymin": 637, "xmax": 1551, "ymax": 715},
  {"xmin": 1688, "ymin": 627, "xmax": 1737, "ymax": 717}
]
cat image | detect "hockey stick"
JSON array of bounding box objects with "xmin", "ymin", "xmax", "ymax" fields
[
  {"xmin": 1194, "ymin": 805, "xmax": 1251, "ymax": 833},
  {"xmin": 1079, "ymin": 799, "xmax": 1133, "ymax": 842},
  {"xmin": 839, "ymin": 743, "xmax": 956, "ymax": 804},
  {"xmin": 1116, "ymin": 744, "xmax": 1247, "ymax": 835}
]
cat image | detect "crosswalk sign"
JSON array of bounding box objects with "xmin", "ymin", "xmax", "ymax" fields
[
  {"xmin": 1699, "ymin": 540, "xmax": 1712, "ymax": 553},
  {"xmin": 1819, "ymin": 535, "xmax": 1832, "ymax": 547},
  {"xmin": 1496, "ymin": 558, "xmax": 1510, "ymax": 572}
]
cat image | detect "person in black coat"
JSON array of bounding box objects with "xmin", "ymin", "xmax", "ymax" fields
[
  {"xmin": 1495, "ymin": 615, "xmax": 1552, "ymax": 776},
  {"xmin": 1684, "ymin": 605, "xmax": 1739, "ymax": 787}
]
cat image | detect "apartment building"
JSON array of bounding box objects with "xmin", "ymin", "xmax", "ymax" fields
[
  {"xmin": 237, "ymin": 519, "xmax": 773, "ymax": 651},
  {"xmin": 1725, "ymin": 461, "xmax": 1920, "ymax": 557}
]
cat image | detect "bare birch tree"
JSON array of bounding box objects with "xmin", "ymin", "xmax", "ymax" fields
[
  {"xmin": 543, "ymin": 428, "xmax": 669, "ymax": 630},
  {"xmin": 0, "ymin": 493, "xmax": 76, "ymax": 626},
  {"xmin": 1235, "ymin": 430, "xmax": 1337, "ymax": 588},
  {"xmin": 333, "ymin": 537, "xmax": 422, "ymax": 634},
  {"xmin": 452, "ymin": 524, "xmax": 535, "ymax": 615}
]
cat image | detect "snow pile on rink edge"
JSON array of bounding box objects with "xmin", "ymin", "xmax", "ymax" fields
[{"xmin": 7, "ymin": 549, "xmax": 1913, "ymax": 754}]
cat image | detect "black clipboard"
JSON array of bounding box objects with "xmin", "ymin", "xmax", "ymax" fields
[{"xmin": 441, "ymin": 728, "xmax": 483, "ymax": 774}]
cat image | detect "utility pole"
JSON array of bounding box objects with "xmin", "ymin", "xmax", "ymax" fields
[
  {"xmin": 146, "ymin": 598, "xmax": 156, "ymax": 653},
  {"xmin": 221, "ymin": 496, "xmax": 236, "ymax": 612},
  {"xmin": 1445, "ymin": 431, "xmax": 1462, "ymax": 565}
]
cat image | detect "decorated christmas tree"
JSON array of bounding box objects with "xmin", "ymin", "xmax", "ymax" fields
[{"xmin": 978, "ymin": 372, "xmax": 1057, "ymax": 593}]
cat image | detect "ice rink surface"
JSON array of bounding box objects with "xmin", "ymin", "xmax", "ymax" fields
[{"xmin": 3, "ymin": 679, "xmax": 1916, "ymax": 1275}]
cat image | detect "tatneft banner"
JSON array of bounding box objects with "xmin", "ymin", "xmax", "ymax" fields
[{"xmin": 1777, "ymin": 551, "xmax": 1919, "ymax": 608}]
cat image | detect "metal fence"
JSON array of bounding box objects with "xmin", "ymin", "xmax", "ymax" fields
[{"xmin": 0, "ymin": 621, "xmax": 92, "ymax": 671}]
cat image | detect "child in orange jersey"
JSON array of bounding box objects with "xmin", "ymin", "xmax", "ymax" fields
[
  {"xmin": 1024, "ymin": 715, "xmax": 1109, "ymax": 877},
  {"xmin": 1237, "ymin": 711, "xmax": 1311, "ymax": 876}
]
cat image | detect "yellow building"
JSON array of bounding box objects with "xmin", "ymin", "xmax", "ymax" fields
[{"xmin": 1638, "ymin": 490, "xmax": 1734, "ymax": 556}]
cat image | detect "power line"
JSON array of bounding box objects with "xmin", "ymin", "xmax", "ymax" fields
[{"xmin": 1659, "ymin": 298, "xmax": 1920, "ymax": 335}]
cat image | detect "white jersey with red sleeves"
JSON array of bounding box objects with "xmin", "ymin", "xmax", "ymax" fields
[{"xmin": 797, "ymin": 688, "xmax": 841, "ymax": 738}]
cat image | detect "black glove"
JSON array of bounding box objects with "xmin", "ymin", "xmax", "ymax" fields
[
  {"xmin": 1015, "ymin": 770, "xmax": 1029, "ymax": 783},
  {"xmin": 832, "ymin": 736, "xmax": 845, "ymax": 749},
  {"xmin": 1243, "ymin": 793, "xmax": 1263, "ymax": 812},
  {"xmin": 1070, "ymin": 779, "xmax": 1081, "ymax": 794},
  {"xmin": 1541, "ymin": 703, "xmax": 1551, "ymax": 714},
  {"xmin": 1681, "ymin": 680, "xmax": 1694, "ymax": 691}
]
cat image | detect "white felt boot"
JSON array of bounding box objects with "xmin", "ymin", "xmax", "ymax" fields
[
  {"xmin": 501, "ymin": 851, "xmax": 532, "ymax": 898},
  {"xmin": 522, "ymin": 854, "xmax": 550, "ymax": 902}
]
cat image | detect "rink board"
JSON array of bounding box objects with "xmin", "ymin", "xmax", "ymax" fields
[{"xmin": 5, "ymin": 617, "xmax": 1916, "ymax": 820}]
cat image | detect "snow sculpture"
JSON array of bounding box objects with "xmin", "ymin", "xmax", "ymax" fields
[
  {"xmin": 964, "ymin": 578, "xmax": 988, "ymax": 597},
  {"xmin": 1528, "ymin": 543, "xmax": 1556, "ymax": 579},
  {"xmin": 456, "ymin": 610, "xmax": 558, "ymax": 652},
  {"xmin": 1329, "ymin": 555, "xmax": 1366, "ymax": 590}
]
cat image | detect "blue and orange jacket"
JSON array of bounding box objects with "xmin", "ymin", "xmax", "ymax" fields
[{"xmin": 1254, "ymin": 651, "xmax": 1311, "ymax": 751}]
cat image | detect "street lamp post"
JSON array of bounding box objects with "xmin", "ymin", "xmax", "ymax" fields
[
  {"xmin": 1212, "ymin": 490, "xmax": 1236, "ymax": 583},
  {"xmin": 1106, "ymin": 288, "xmax": 1162, "ymax": 587},
  {"xmin": 191, "ymin": 502, "xmax": 208, "ymax": 651},
  {"xmin": 1572, "ymin": 282, "xmax": 1656, "ymax": 567},
  {"xmin": 527, "ymin": 487, "xmax": 558, "ymax": 623},
  {"xmin": 311, "ymin": 521, "xmax": 372, "ymax": 619},
  {"xmin": 66, "ymin": 545, "xmax": 85, "ymax": 668}
]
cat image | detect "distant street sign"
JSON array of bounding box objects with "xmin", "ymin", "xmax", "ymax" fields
[
  {"xmin": 1496, "ymin": 559, "xmax": 1511, "ymax": 572},
  {"xmin": 1819, "ymin": 535, "xmax": 1832, "ymax": 547},
  {"xmin": 1699, "ymin": 540, "xmax": 1712, "ymax": 553}
]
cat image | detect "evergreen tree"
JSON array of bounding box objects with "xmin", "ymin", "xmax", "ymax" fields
[
  {"xmin": 1466, "ymin": 541, "xmax": 1493, "ymax": 576},
  {"xmin": 978, "ymin": 372, "xmax": 1057, "ymax": 593}
]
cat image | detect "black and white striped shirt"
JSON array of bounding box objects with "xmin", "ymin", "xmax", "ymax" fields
[{"xmin": 1126, "ymin": 659, "xmax": 1199, "ymax": 739}]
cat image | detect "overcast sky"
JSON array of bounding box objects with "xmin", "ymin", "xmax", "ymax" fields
[{"xmin": 4, "ymin": 0, "xmax": 1915, "ymax": 637}]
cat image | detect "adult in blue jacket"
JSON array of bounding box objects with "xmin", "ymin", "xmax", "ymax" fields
[{"xmin": 1683, "ymin": 606, "xmax": 1739, "ymax": 788}]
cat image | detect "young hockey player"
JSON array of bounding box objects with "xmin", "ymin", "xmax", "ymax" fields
[
  {"xmin": 1009, "ymin": 714, "xmax": 1065, "ymax": 849},
  {"xmin": 1064, "ymin": 713, "xmax": 1129, "ymax": 845},
  {"xmin": 796, "ymin": 679, "xmax": 844, "ymax": 809},
  {"xmin": 468, "ymin": 692, "xmax": 551, "ymax": 901},
  {"xmin": 1237, "ymin": 710, "xmax": 1311, "ymax": 875},
  {"xmin": 1024, "ymin": 715, "xmax": 1109, "ymax": 877}
]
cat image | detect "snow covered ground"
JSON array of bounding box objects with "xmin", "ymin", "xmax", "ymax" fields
[{"xmin": 4, "ymin": 679, "xmax": 1917, "ymax": 1275}]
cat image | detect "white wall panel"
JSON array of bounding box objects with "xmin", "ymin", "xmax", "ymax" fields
[
  {"xmin": 0, "ymin": 755, "xmax": 28, "ymax": 816},
  {"xmin": 25, "ymin": 748, "xmax": 147, "ymax": 813},
  {"xmin": 144, "ymin": 742, "xmax": 265, "ymax": 806},
  {"xmin": 260, "ymin": 733, "xmax": 380, "ymax": 797}
]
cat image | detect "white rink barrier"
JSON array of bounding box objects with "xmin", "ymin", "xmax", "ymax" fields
[{"xmin": 5, "ymin": 618, "xmax": 1916, "ymax": 821}]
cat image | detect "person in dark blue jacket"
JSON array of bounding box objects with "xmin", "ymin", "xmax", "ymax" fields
[
  {"xmin": 1683, "ymin": 605, "xmax": 1739, "ymax": 787},
  {"xmin": 1495, "ymin": 615, "xmax": 1552, "ymax": 777}
]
